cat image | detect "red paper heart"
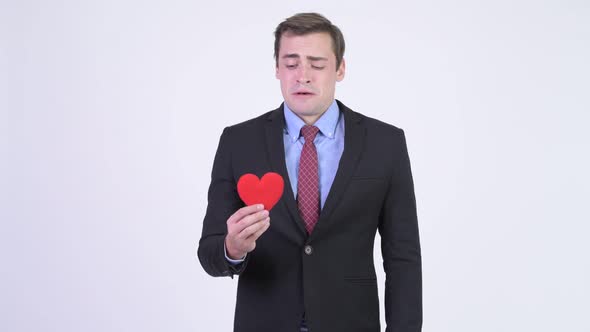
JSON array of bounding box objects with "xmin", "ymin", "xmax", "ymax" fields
[{"xmin": 237, "ymin": 172, "xmax": 284, "ymax": 211}]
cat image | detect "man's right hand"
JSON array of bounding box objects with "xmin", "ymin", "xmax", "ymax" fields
[{"xmin": 225, "ymin": 204, "xmax": 271, "ymax": 260}]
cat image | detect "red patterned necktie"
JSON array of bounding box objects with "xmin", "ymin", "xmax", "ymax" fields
[{"xmin": 298, "ymin": 125, "xmax": 320, "ymax": 234}]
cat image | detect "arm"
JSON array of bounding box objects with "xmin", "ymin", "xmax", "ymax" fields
[
  {"xmin": 378, "ymin": 130, "xmax": 423, "ymax": 332},
  {"xmin": 197, "ymin": 127, "xmax": 248, "ymax": 278}
]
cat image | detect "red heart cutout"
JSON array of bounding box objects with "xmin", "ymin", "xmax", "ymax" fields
[{"xmin": 237, "ymin": 172, "xmax": 284, "ymax": 211}]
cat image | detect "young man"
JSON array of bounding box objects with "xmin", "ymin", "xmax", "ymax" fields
[{"xmin": 198, "ymin": 13, "xmax": 422, "ymax": 332}]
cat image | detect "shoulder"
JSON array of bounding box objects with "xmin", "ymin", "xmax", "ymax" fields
[
  {"xmin": 216, "ymin": 108, "xmax": 278, "ymax": 142},
  {"xmin": 360, "ymin": 112, "xmax": 404, "ymax": 135},
  {"xmin": 338, "ymin": 100, "xmax": 406, "ymax": 141}
]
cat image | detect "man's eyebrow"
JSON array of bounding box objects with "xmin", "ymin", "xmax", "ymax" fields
[
  {"xmin": 282, "ymin": 54, "xmax": 300, "ymax": 59},
  {"xmin": 307, "ymin": 56, "xmax": 328, "ymax": 61},
  {"xmin": 281, "ymin": 54, "xmax": 328, "ymax": 61}
]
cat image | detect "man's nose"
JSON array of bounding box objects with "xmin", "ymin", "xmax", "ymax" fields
[{"xmin": 296, "ymin": 66, "xmax": 311, "ymax": 84}]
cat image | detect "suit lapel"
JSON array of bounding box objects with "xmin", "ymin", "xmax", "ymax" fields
[
  {"xmin": 313, "ymin": 100, "xmax": 366, "ymax": 238},
  {"xmin": 264, "ymin": 105, "xmax": 308, "ymax": 239}
]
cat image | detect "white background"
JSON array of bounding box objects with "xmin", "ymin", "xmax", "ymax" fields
[{"xmin": 2, "ymin": 0, "xmax": 589, "ymax": 331}]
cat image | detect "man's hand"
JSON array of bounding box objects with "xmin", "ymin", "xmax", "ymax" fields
[{"xmin": 225, "ymin": 204, "xmax": 271, "ymax": 260}]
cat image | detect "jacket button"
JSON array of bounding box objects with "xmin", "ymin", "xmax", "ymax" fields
[{"xmin": 304, "ymin": 245, "xmax": 313, "ymax": 255}]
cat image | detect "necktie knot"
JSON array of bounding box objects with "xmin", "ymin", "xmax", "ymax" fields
[{"xmin": 301, "ymin": 125, "xmax": 320, "ymax": 142}]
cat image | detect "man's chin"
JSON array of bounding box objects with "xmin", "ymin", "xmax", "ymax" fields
[{"xmin": 286, "ymin": 101, "xmax": 315, "ymax": 114}]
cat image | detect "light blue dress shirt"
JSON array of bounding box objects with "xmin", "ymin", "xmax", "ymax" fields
[
  {"xmin": 225, "ymin": 99, "xmax": 345, "ymax": 264},
  {"xmin": 283, "ymin": 100, "xmax": 345, "ymax": 208}
]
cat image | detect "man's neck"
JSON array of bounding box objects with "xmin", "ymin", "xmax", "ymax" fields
[
  {"xmin": 287, "ymin": 100, "xmax": 335, "ymax": 126},
  {"xmin": 297, "ymin": 111, "xmax": 327, "ymax": 126}
]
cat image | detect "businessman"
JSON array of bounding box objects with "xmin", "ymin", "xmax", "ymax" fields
[{"xmin": 198, "ymin": 12, "xmax": 422, "ymax": 332}]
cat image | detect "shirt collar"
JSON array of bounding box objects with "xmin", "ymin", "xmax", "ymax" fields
[{"xmin": 283, "ymin": 100, "xmax": 340, "ymax": 143}]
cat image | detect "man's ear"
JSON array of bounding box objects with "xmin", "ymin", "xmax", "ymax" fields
[
  {"xmin": 336, "ymin": 58, "xmax": 346, "ymax": 82},
  {"xmin": 275, "ymin": 64, "xmax": 279, "ymax": 79}
]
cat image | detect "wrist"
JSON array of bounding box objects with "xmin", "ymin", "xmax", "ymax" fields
[{"xmin": 225, "ymin": 237, "xmax": 246, "ymax": 260}]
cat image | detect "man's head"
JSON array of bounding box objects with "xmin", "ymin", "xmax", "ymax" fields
[{"xmin": 274, "ymin": 13, "xmax": 346, "ymax": 124}]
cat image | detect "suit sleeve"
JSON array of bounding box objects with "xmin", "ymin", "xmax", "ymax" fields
[
  {"xmin": 197, "ymin": 127, "xmax": 249, "ymax": 278},
  {"xmin": 378, "ymin": 129, "xmax": 423, "ymax": 332}
]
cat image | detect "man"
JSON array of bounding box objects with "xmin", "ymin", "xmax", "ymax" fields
[{"xmin": 198, "ymin": 13, "xmax": 422, "ymax": 332}]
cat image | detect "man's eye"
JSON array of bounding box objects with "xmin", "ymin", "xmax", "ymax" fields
[
  {"xmin": 286, "ymin": 64, "xmax": 297, "ymax": 69},
  {"xmin": 312, "ymin": 66, "xmax": 325, "ymax": 70}
]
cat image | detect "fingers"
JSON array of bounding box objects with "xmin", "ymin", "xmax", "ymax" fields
[
  {"xmin": 226, "ymin": 217, "xmax": 271, "ymax": 256},
  {"xmin": 231, "ymin": 209, "xmax": 269, "ymax": 234},
  {"xmin": 227, "ymin": 204, "xmax": 264, "ymax": 225},
  {"xmin": 239, "ymin": 217, "xmax": 270, "ymax": 239},
  {"xmin": 246, "ymin": 218, "xmax": 271, "ymax": 240}
]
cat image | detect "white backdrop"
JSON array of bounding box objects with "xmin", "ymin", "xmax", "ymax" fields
[{"xmin": 2, "ymin": 0, "xmax": 589, "ymax": 331}]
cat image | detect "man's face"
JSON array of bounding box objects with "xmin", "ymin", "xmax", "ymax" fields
[{"xmin": 275, "ymin": 32, "xmax": 345, "ymax": 122}]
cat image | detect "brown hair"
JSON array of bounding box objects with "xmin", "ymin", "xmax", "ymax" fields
[{"xmin": 274, "ymin": 13, "xmax": 345, "ymax": 70}]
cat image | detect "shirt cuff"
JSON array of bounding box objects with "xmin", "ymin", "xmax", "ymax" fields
[{"xmin": 224, "ymin": 241, "xmax": 246, "ymax": 264}]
